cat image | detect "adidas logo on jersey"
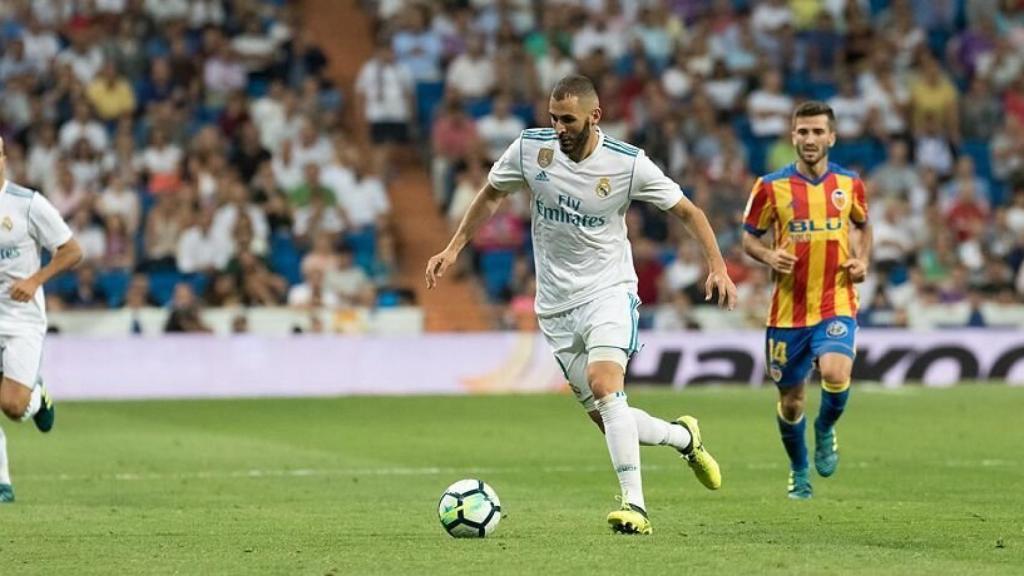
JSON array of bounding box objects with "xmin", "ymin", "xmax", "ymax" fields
[{"xmin": 535, "ymin": 171, "xmax": 550, "ymax": 182}]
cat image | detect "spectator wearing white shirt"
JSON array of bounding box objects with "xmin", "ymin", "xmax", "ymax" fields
[
  {"xmin": 476, "ymin": 94, "xmax": 525, "ymax": 162},
  {"xmin": 293, "ymin": 186, "xmax": 347, "ymax": 247},
  {"xmin": 139, "ymin": 128, "xmax": 183, "ymax": 179},
  {"xmin": 97, "ymin": 173, "xmax": 141, "ymax": 234},
  {"xmin": 751, "ymin": 0, "xmax": 794, "ymax": 34},
  {"xmin": 828, "ymin": 76, "xmax": 869, "ymax": 140},
  {"xmin": 26, "ymin": 124, "xmax": 60, "ymax": 190},
  {"xmin": 231, "ymin": 15, "xmax": 279, "ymax": 74},
  {"xmin": 746, "ymin": 70, "xmax": 794, "ymax": 138},
  {"xmin": 288, "ymin": 268, "xmax": 340, "ymax": 310},
  {"xmin": 290, "ymin": 118, "xmax": 335, "ymax": 169},
  {"xmin": 55, "ymin": 33, "xmax": 104, "ymax": 85},
  {"xmin": 21, "ymin": 17, "xmax": 60, "ymax": 71},
  {"xmin": 446, "ymin": 34, "xmax": 496, "ymax": 100},
  {"xmin": 46, "ymin": 160, "xmax": 91, "ymax": 218},
  {"xmin": 272, "ymin": 138, "xmax": 305, "ymax": 191},
  {"xmin": 355, "ymin": 39, "xmax": 415, "ymax": 172},
  {"xmin": 536, "ymin": 42, "xmax": 576, "ymax": 95},
  {"xmin": 59, "ymin": 101, "xmax": 109, "ymax": 152},
  {"xmin": 177, "ymin": 206, "xmax": 232, "ymax": 274},
  {"xmin": 341, "ymin": 161, "xmax": 392, "ymax": 232},
  {"xmin": 250, "ymin": 80, "xmax": 288, "ymax": 151},
  {"xmin": 212, "ymin": 182, "xmax": 270, "ymax": 256},
  {"xmin": 203, "ymin": 43, "xmax": 247, "ymax": 108}
]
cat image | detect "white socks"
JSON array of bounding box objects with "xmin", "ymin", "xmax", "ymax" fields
[
  {"xmin": 0, "ymin": 425, "xmax": 9, "ymax": 485},
  {"xmin": 596, "ymin": 392, "xmax": 644, "ymax": 510},
  {"xmin": 631, "ymin": 407, "xmax": 692, "ymax": 452},
  {"xmin": 19, "ymin": 385, "xmax": 41, "ymax": 422}
]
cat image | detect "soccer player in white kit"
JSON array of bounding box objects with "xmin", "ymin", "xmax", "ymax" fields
[
  {"xmin": 426, "ymin": 75, "xmax": 738, "ymax": 534},
  {"xmin": 0, "ymin": 136, "xmax": 83, "ymax": 502}
]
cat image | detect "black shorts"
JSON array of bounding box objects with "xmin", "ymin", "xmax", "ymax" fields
[{"xmin": 370, "ymin": 122, "xmax": 410, "ymax": 144}]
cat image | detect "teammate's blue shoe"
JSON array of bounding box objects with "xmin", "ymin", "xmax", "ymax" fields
[
  {"xmin": 33, "ymin": 380, "xmax": 55, "ymax": 433},
  {"xmin": 788, "ymin": 469, "xmax": 813, "ymax": 500},
  {"xmin": 0, "ymin": 484, "xmax": 14, "ymax": 503},
  {"xmin": 814, "ymin": 418, "xmax": 838, "ymax": 478}
]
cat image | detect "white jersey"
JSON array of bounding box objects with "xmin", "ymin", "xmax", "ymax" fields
[
  {"xmin": 487, "ymin": 127, "xmax": 683, "ymax": 315},
  {"xmin": 0, "ymin": 180, "xmax": 73, "ymax": 334}
]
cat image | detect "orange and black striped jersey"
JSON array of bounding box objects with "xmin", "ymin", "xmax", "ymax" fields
[{"xmin": 743, "ymin": 163, "xmax": 869, "ymax": 328}]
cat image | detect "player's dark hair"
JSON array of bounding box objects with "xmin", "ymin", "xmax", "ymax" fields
[
  {"xmin": 551, "ymin": 74, "xmax": 598, "ymax": 102},
  {"xmin": 792, "ymin": 101, "xmax": 836, "ymax": 131}
]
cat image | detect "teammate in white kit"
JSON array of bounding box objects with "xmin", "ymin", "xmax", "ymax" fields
[
  {"xmin": 426, "ymin": 75, "xmax": 738, "ymax": 534},
  {"xmin": 0, "ymin": 136, "xmax": 83, "ymax": 503}
]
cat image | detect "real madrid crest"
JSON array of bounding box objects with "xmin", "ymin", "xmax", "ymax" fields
[
  {"xmin": 831, "ymin": 189, "xmax": 847, "ymax": 211},
  {"xmin": 537, "ymin": 148, "xmax": 553, "ymax": 168},
  {"xmin": 596, "ymin": 177, "xmax": 611, "ymax": 199},
  {"xmin": 1, "ymin": 216, "xmax": 11, "ymax": 231}
]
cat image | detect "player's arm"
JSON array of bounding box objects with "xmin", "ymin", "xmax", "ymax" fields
[
  {"xmin": 10, "ymin": 238, "xmax": 83, "ymax": 302},
  {"xmin": 841, "ymin": 222, "xmax": 871, "ymax": 283},
  {"xmin": 841, "ymin": 179, "xmax": 871, "ymax": 284},
  {"xmin": 666, "ymin": 196, "xmax": 737, "ymax": 310},
  {"xmin": 742, "ymin": 231, "xmax": 796, "ymax": 274},
  {"xmin": 427, "ymin": 136, "xmax": 524, "ymax": 289},
  {"xmin": 425, "ymin": 182, "xmax": 508, "ymax": 289}
]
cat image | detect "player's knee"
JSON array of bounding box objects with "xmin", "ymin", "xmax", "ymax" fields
[
  {"xmin": 779, "ymin": 397, "xmax": 804, "ymax": 422},
  {"xmin": 0, "ymin": 396, "xmax": 25, "ymax": 420},
  {"xmin": 819, "ymin": 363, "xmax": 851, "ymax": 388}
]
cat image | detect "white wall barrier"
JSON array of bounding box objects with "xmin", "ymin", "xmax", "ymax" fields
[{"xmin": 43, "ymin": 329, "xmax": 1024, "ymax": 400}]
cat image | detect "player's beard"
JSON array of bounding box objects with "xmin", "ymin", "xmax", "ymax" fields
[
  {"xmin": 798, "ymin": 146, "xmax": 826, "ymax": 167},
  {"xmin": 559, "ymin": 118, "xmax": 592, "ymax": 159}
]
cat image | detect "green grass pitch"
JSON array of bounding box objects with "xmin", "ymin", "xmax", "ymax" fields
[{"xmin": 1, "ymin": 385, "xmax": 1021, "ymax": 575}]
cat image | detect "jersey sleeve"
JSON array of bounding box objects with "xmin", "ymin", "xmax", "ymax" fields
[
  {"xmin": 28, "ymin": 193, "xmax": 73, "ymax": 252},
  {"xmin": 486, "ymin": 136, "xmax": 526, "ymax": 194},
  {"xmin": 743, "ymin": 177, "xmax": 774, "ymax": 237},
  {"xmin": 850, "ymin": 177, "xmax": 868, "ymax": 227},
  {"xmin": 629, "ymin": 152, "xmax": 685, "ymax": 210}
]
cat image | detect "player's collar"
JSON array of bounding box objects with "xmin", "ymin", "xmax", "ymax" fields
[{"xmin": 790, "ymin": 162, "xmax": 832, "ymax": 186}]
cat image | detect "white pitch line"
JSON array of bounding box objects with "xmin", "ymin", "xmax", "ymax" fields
[{"xmin": 16, "ymin": 459, "xmax": 1018, "ymax": 483}]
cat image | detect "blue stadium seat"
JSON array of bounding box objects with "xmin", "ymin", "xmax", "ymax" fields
[
  {"xmin": 98, "ymin": 270, "xmax": 131, "ymax": 307},
  {"xmin": 480, "ymin": 249, "xmax": 517, "ymax": 301},
  {"xmin": 148, "ymin": 271, "xmax": 183, "ymax": 306},
  {"xmin": 345, "ymin": 227, "xmax": 378, "ymax": 275},
  {"xmin": 269, "ymin": 233, "xmax": 303, "ymax": 285},
  {"xmin": 415, "ymin": 80, "xmax": 445, "ymax": 131}
]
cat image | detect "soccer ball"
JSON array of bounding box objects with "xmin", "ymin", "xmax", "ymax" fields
[{"xmin": 437, "ymin": 479, "xmax": 502, "ymax": 538}]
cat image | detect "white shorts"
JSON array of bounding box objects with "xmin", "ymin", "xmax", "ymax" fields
[
  {"xmin": 538, "ymin": 288, "xmax": 641, "ymax": 412},
  {"xmin": 0, "ymin": 332, "xmax": 44, "ymax": 389}
]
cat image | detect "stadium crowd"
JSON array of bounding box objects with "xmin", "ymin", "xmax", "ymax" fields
[
  {"xmin": 366, "ymin": 0, "xmax": 1024, "ymax": 330},
  {"xmin": 2, "ymin": 0, "xmax": 1024, "ymax": 332},
  {"xmin": 0, "ymin": 0, "xmax": 398, "ymax": 333}
]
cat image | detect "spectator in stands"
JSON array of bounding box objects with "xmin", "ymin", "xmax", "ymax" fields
[
  {"xmin": 287, "ymin": 268, "xmax": 339, "ymax": 310},
  {"xmin": 229, "ymin": 247, "xmax": 287, "ymax": 306},
  {"xmin": 960, "ymin": 76, "xmax": 1003, "ymax": 142},
  {"xmin": 536, "ymin": 40, "xmax": 576, "ymax": 96},
  {"xmin": 96, "ymin": 172, "xmax": 140, "ymax": 234},
  {"xmin": 910, "ymin": 53, "xmax": 960, "ymax": 143},
  {"xmin": 293, "ymin": 185, "xmax": 346, "ymax": 249},
  {"xmin": 392, "ymin": 4, "xmax": 443, "ymax": 85},
  {"xmin": 26, "ymin": 123, "xmax": 59, "ymax": 190},
  {"xmin": 164, "ymin": 282, "xmax": 212, "ymax": 333},
  {"xmin": 86, "ymin": 60, "xmax": 136, "ymax": 123},
  {"xmin": 177, "ymin": 206, "xmax": 230, "ymax": 275},
  {"xmin": 142, "ymin": 194, "xmax": 185, "ymax": 272},
  {"xmin": 231, "ymin": 122, "xmax": 271, "ymax": 184},
  {"xmin": 446, "ymin": 33, "xmax": 495, "ymax": 101},
  {"xmin": 869, "ymin": 140, "xmax": 925, "ymax": 208},
  {"xmin": 59, "ymin": 101, "xmax": 108, "ymax": 152},
  {"xmin": 325, "ymin": 246, "xmax": 376, "ymax": 308},
  {"xmin": 430, "ymin": 94, "xmax": 479, "ymax": 209},
  {"xmin": 65, "ymin": 263, "xmax": 109, "ymax": 310},
  {"xmin": 477, "ymin": 93, "xmax": 525, "ymax": 163},
  {"xmin": 941, "ymin": 156, "xmax": 992, "ymax": 211},
  {"xmin": 749, "ymin": 69, "xmax": 794, "ymax": 139},
  {"xmin": 213, "ymin": 180, "xmax": 270, "ymax": 255},
  {"xmin": 914, "ymin": 113, "xmax": 955, "ymax": 178},
  {"xmin": 829, "ymin": 75, "xmax": 869, "ymax": 140},
  {"xmin": 102, "ymin": 214, "xmax": 135, "ymax": 271},
  {"xmin": 48, "ymin": 160, "xmax": 91, "ymax": 218}
]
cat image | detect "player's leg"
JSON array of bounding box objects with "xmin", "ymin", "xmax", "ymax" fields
[
  {"xmin": 587, "ymin": 350, "xmax": 651, "ymax": 535},
  {"xmin": 810, "ymin": 318, "xmax": 857, "ymax": 478},
  {"xmin": 0, "ymin": 422, "xmax": 11, "ymax": 502},
  {"xmin": 0, "ymin": 333, "xmax": 54, "ymax": 431},
  {"xmin": 768, "ymin": 327, "xmax": 814, "ymax": 499}
]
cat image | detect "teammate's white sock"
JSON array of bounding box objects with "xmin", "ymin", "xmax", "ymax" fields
[
  {"xmin": 19, "ymin": 385, "xmax": 41, "ymax": 422},
  {"xmin": 0, "ymin": 425, "xmax": 10, "ymax": 485},
  {"xmin": 631, "ymin": 407, "xmax": 692, "ymax": 452},
  {"xmin": 596, "ymin": 392, "xmax": 645, "ymax": 511}
]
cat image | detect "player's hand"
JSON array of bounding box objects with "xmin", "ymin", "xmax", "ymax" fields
[
  {"xmin": 9, "ymin": 276, "xmax": 41, "ymax": 302},
  {"xmin": 768, "ymin": 239, "xmax": 798, "ymax": 275},
  {"xmin": 705, "ymin": 268, "xmax": 738, "ymax": 311},
  {"xmin": 425, "ymin": 248, "xmax": 459, "ymax": 289},
  {"xmin": 841, "ymin": 258, "xmax": 868, "ymax": 283}
]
